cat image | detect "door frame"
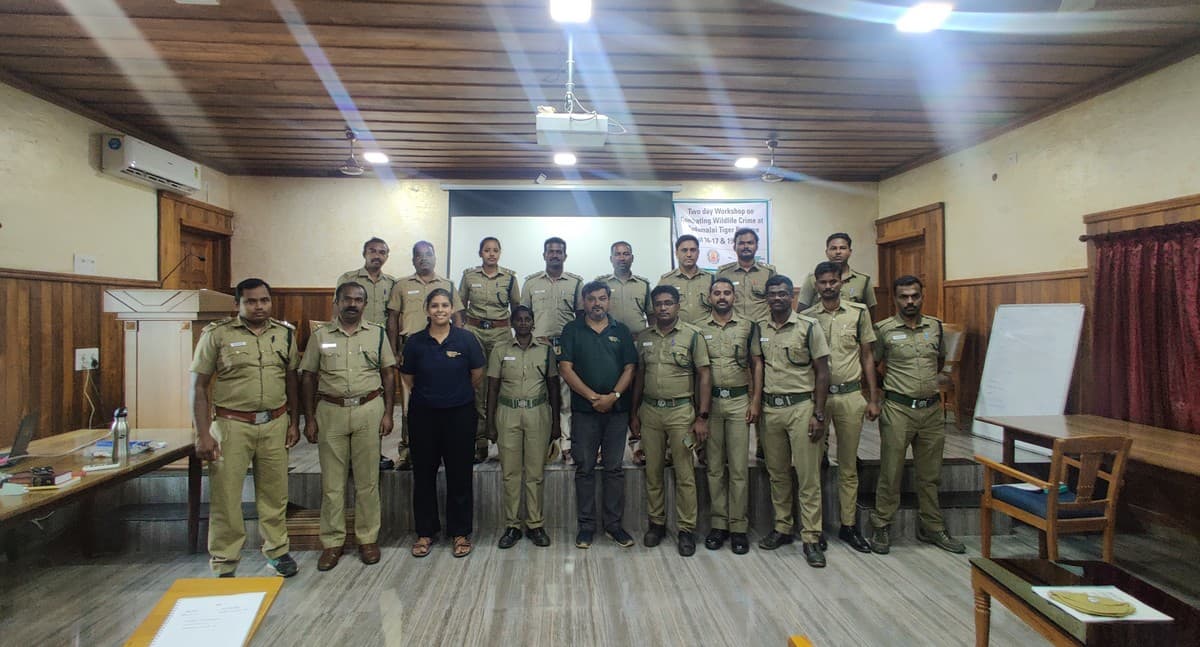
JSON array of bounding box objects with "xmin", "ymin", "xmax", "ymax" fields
[
  {"xmin": 158, "ymin": 191, "xmax": 233, "ymax": 291},
  {"xmin": 875, "ymin": 202, "xmax": 946, "ymax": 318}
]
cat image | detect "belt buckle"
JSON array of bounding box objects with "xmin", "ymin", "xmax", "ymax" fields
[
  {"xmin": 518, "ymin": 400, "xmax": 530, "ymax": 408},
  {"xmin": 254, "ymin": 411, "xmax": 270, "ymax": 425},
  {"xmin": 911, "ymin": 399, "xmax": 919, "ymax": 409},
  {"xmin": 719, "ymin": 388, "xmax": 730, "ymax": 398},
  {"xmin": 830, "ymin": 384, "xmax": 841, "ymax": 394},
  {"xmin": 773, "ymin": 396, "xmax": 785, "ymax": 407},
  {"xmin": 656, "ymin": 399, "xmax": 667, "ymax": 408},
  {"xmin": 480, "ymin": 320, "xmax": 493, "ymax": 329},
  {"xmin": 346, "ymin": 396, "xmax": 362, "ymax": 406}
]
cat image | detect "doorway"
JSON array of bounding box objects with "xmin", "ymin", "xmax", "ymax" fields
[{"xmin": 875, "ymin": 203, "xmax": 945, "ymax": 319}]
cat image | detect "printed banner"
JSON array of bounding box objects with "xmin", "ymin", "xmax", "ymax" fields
[{"xmin": 672, "ymin": 200, "xmax": 770, "ymax": 271}]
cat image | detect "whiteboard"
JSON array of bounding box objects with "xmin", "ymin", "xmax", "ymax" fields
[
  {"xmin": 448, "ymin": 216, "xmax": 674, "ymax": 287},
  {"xmin": 971, "ymin": 304, "xmax": 1085, "ymax": 447}
]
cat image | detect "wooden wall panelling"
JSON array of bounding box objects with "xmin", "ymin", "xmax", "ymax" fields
[
  {"xmin": 941, "ymin": 269, "xmax": 1089, "ymax": 427},
  {"xmin": 0, "ymin": 270, "xmax": 157, "ymax": 447},
  {"xmin": 159, "ymin": 191, "xmax": 233, "ymax": 291},
  {"xmin": 875, "ymin": 202, "xmax": 945, "ymax": 318},
  {"xmin": 270, "ymin": 288, "xmax": 335, "ymax": 352}
]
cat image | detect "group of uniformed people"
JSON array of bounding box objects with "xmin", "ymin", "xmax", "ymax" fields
[{"xmin": 190, "ymin": 228, "xmax": 965, "ymax": 577}]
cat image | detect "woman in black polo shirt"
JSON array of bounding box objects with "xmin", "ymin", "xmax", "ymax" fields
[{"xmin": 400, "ymin": 288, "xmax": 486, "ymax": 558}]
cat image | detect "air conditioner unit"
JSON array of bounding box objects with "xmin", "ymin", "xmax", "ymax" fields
[{"xmin": 101, "ymin": 134, "xmax": 201, "ymax": 194}]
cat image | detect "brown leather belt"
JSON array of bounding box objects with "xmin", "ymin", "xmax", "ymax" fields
[
  {"xmin": 466, "ymin": 316, "xmax": 510, "ymax": 330},
  {"xmin": 320, "ymin": 389, "xmax": 384, "ymax": 407},
  {"xmin": 215, "ymin": 404, "xmax": 288, "ymax": 425}
]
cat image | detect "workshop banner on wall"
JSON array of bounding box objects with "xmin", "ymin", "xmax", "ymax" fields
[{"xmin": 672, "ymin": 200, "xmax": 770, "ymax": 271}]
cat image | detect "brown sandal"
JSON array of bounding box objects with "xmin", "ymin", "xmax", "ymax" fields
[
  {"xmin": 452, "ymin": 535, "xmax": 472, "ymax": 558},
  {"xmin": 411, "ymin": 536, "xmax": 433, "ymax": 558}
]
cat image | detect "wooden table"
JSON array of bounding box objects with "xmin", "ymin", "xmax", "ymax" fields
[
  {"xmin": 0, "ymin": 427, "xmax": 199, "ymax": 554},
  {"xmin": 975, "ymin": 415, "xmax": 1200, "ymax": 476},
  {"xmin": 971, "ymin": 558, "xmax": 1200, "ymax": 646}
]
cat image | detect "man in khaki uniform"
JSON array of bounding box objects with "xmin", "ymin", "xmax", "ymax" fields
[
  {"xmin": 630, "ymin": 284, "xmax": 711, "ymax": 557},
  {"xmin": 302, "ymin": 282, "xmax": 396, "ymax": 572},
  {"xmin": 869, "ymin": 275, "xmax": 965, "ymax": 555},
  {"xmin": 700, "ymin": 277, "xmax": 762, "ymax": 555},
  {"xmin": 802, "ymin": 261, "xmax": 879, "ymax": 554},
  {"xmin": 757, "ymin": 275, "xmax": 832, "ymax": 568},
  {"xmin": 460, "ymin": 236, "xmax": 521, "ymax": 463},
  {"xmin": 487, "ymin": 305, "xmax": 561, "ymax": 549},
  {"xmin": 658, "ymin": 234, "xmax": 713, "ymax": 325},
  {"xmin": 795, "ymin": 233, "xmax": 877, "ymax": 312},
  {"xmin": 337, "ymin": 237, "xmax": 397, "ymax": 336},
  {"xmin": 716, "ymin": 228, "xmax": 776, "ymax": 324},
  {"xmin": 386, "ymin": 241, "xmax": 461, "ymax": 469},
  {"xmin": 597, "ymin": 241, "xmax": 651, "ymax": 334},
  {"xmin": 191, "ymin": 278, "xmax": 300, "ymax": 578},
  {"xmin": 521, "ymin": 236, "xmax": 583, "ymax": 461}
]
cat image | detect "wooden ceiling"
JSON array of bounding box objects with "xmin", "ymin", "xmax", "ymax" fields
[{"xmin": 1, "ymin": 0, "xmax": 1198, "ymax": 181}]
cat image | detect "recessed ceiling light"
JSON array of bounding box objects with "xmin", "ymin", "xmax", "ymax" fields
[
  {"xmin": 550, "ymin": 0, "xmax": 592, "ymax": 24},
  {"xmin": 896, "ymin": 2, "xmax": 953, "ymax": 33},
  {"xmin": 362, "ymin": 151, "xmax": 389, "ymax": 165},
  {"xmin": 734, "ymin": 157, "xmax": 759, "ymax": 169},
  {"xmin": 554, "ymin": 152, "xmax": 577, "ymax": 166}
]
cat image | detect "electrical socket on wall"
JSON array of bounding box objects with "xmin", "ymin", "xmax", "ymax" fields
[
  {"xmin": 75, "ymin": 348, "xmax": 99, "ymax": 371},
  {"xmin": 74, "ymin": 254, "xmax": 97, "ymax": 275}
]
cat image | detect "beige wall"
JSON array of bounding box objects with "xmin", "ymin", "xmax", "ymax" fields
[
  {"xmin": 879, "ymin": 53, "xmax": 1200, "ymax": 280},
  {"xmin": 229, "ymin": 178, "xmax": 878, "ymax": 287},
  {"xmin": 0, "ymin": 81, "xmax": 228, "ymax": 280}
]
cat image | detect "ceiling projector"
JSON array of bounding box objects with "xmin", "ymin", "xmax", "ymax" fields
[{"xmin": 536, "ymin": 112, "xmax": 609, "ymax": 148}]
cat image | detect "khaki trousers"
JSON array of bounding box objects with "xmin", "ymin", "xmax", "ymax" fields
[
  {"xmin": 496, "ymin": 402, "xmax": 552, "ymax": 528},
  {"xmin": 870, "ymin": 399, "xmax": 945, "ymax": 532},
  {"xmin": 640, "ymin": 402, "xmax": 697, "ymax": 531},
  {"xmin": 470, "ymin": 325, "xmax": 514, "ymax": 451},
  {"xmin": 706, "ymin": 394, "xmax": 750, "ymax": 533},
  {"xmin": 761, "ymin": 400, "xmax": 823, "ymax": 543},
  {"xmin": 208, "ymin": 415, "xmax": 290, "ymax": 573},
  {"xmin": 316, "ymin": 397, "xmax": 384, "ymax": 547},
  {"xmin": 825, "ymin": 392, "xmax": 866, "ymax": 526}
]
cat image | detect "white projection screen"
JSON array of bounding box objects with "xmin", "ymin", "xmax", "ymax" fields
[{"xmin": 446, "ymin": 189, "xmax": 676, "ymax": 287}]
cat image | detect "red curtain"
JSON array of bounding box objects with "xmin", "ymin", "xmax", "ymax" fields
[{"xmin": 1092, "ymin": 221, "xmax": 1200, "ymax": 433}]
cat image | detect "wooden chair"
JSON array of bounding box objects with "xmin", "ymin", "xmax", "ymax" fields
[
  {"xmin": 938, "ymin": 323, "xmax": 966, "ymax": 425},
  {"xmin": 975, "ymin": 435, "xmax": 1132, "ymax": 562}
]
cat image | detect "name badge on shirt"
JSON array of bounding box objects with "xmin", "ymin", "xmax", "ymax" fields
[
  {"xmin": 503, "ymin": 356, "xmax": 516, "ymax": 361},
  {"xmin": 229, "ymin": 341, "xmax": 247, "ymax": 347},
  {"xmin": 760, "ymin": 337, "xmax": 769, "ymax": 342},
  {"xmin": 608, "ymin": 336, "xmax": 619, "ymax": 343},
  {"xmin": 891, "ymin": 333, "xmax": 908, "ymax": 341},
  {"xmin": 446, "ymin": 350, "xmax": 461, "ymax": 358},
  {"xmin": 471, "ymin": 283, "xmax": 483, "ymax": 288},
  {"xmin": 703, "ymin": 334, "xmax": 713, "ymax": 340},
  {"xmin": 534, "ymin": 289, "xmax": 546, "ymax": 294},
  {"xmin": 642, "ymin": 341, "xmax": 654, "ymax": 347},
  {"xmin": 321, "ymin": 343, "xmax": 337, "ymax": 349},
  {"xmin": 407, "ymin": 290, "xmax": 420, "ymax": 295}
]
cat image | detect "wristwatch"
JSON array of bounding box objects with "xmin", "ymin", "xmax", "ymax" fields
[
  {"xmin": 698, "ymin": 411, "xmax": 710, "ymax": 420},
  {"xmin": 613, "ymin": 391, "xmax": 621, "ymax": 399},
  {"xmin": 812, "ymin": 412, "xmax": 825, "ymax": 422}
]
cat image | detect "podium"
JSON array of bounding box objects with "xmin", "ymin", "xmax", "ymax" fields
[{"xmin": 104, "ymin": 289, "xmax": 235, "ymax": 429}]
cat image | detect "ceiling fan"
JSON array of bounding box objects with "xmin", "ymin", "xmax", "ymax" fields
[
  {"xmin": 338, "ymin": 126, "xmax": 365, "ymax": 176},
  {"xmin": 760, "ymin": 138, "xmax": 784, "ymax": 183}
]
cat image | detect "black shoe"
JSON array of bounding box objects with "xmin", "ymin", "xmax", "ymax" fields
[
  {"xmin": 705, "ymin": 528, "xmax": 729, "ymax": 551},
  {"xmin": 605, "ymin": 527, "xmax": 635, "ymax": 548},
  {"xmin": 498, "ymin": 527, "xmax": 521, "ymax": 549},
  {"xmin": 802, "ymin": 542, "xmax": 827, "ymax": 568},
  {"xmin": 267, "ymin": 553, "xmax": 298, "ymax": 578},
  {"xmin": 758, "ymin": 530, "xmax": 794, "ymax": 550},
  {"xmin": 677, "ymin": 531, "xmax": 696, "ymax": 557},
  {"xmin": 644, "ymin": 523, "xmax": 667, "ymax": 548},
  {"xmin": 871, "ymin": 525, "xmax": 891, "ymax": 555},
  {"xmin": 575, "ymin": 529, "xmax": 594, "ymax": 549},
  {"xmin": 730, "ymin": 533, "xmax": 750, "ymax": 555},
  {"xmin": 526, "ymin": 527, "xmax": 551, "ymax": 547},
  {"xmin": 818, "ymin": 533, "xmax": 828, "ymax": 551},
  {"xmin": 217, "ymin": 570, "xmax": 236, "ymax": 578},
  {"xmin": 379, "ymin": 455, "xmax": 395, "ymax": 471},
  {"xmin": 838, "ymin": 525, "xmax": 872, "ymax": 553}
]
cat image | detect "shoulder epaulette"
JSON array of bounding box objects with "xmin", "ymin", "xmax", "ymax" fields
[
  {"xmin": 658, "ymin": 269, "xmax": 677, "ymax": 280},
  {"xmin": 499, "ymin": 266, "xmax": 515, "ymax": 276},
  {"xmin": 464, "ymin": 265, "xmax": 481, "ymax": 275},
  {"xmin": 525, "ymin": 271, "xmax": 544, "ymax": 281},
  {"xmin": 759, "ymin": 261, "xmax": 776, "ymax": 271},
  {"xmin": 633, "ymin": 274, "xmax": 650, "ymax": 284},
  {"xmin": 270, "ymin": 318, "xmax": 295, "ymax": 329},
  {"xmin": 844, "ymin": 301, "xmax": 868, "ymax": 312},
  {"xmin": 717, "ymin": 261, "xmax": 737, "ymax": 271},
  {"xmin": 800, "ymin": 304, "xmax": 821, "ymax": 317},
  {"xmin": 595, "ymin": 273, "xmax": 614, "ymax": 281},
  {"xmin": 564, "ymin": 271, "xmax": 584, "ymax": 281},
  {"xmin": 796, "ymin": 313, "xmax": 819, "ymax": 326},
  {"xmin": 201, "ymin": 316, "xmax": 234, "ymax": 333}
]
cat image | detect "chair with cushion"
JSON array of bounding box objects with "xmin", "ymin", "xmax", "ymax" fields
[{"xmin": 975, "ymin": 435, "xmax": 1132, "ymax": 562}]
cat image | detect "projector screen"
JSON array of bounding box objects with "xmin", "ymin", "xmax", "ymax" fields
[{"xmin": 448, "ymin": 216, "xmax": 675, "ymax": 288}]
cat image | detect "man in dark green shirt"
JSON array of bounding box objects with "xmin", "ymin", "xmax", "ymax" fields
[{"xmin": 558, "ymin": 280, "xmax": 638, "ymax": 550}]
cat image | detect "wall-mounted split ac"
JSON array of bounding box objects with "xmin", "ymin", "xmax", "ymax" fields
[{"xmin": 101, "ymin": 134, "xmax": 201, "ymax": 194}]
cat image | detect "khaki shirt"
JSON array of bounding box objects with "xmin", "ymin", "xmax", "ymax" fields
[
  {"xmin": 715, "ymin": 261, "xmax": 776, "ymax": 323},
  {"xmin": 657, "ymin": 268, "xmax": 713, "ymax": 325},
  {"xmin": 299, "ymin": 320, "xmax": 396, "ymax": 396},
  {"xmin": 636, "ymin": 321, "xmax": 710, "ymax": 400},
  {"xmin": 802, "ymin": 301, "xmax": 876, "ymax": 385},
  {"xmin": 459, "ymin": 265, "xmax": 520, "ymax": 321},
  {"xmin": 190, "ymin": 317, "xmax": 298, "ymax": 412},
  {"xmin": 386, "ymin": 273, "xmax": 461, "ymax": 336},
  {"xmin": 796, "ymin": 267, "xmax": 877, "ymax": 310},
  {"xmin": 701, "ymin": 315, "xmax": 760, "ymax": 389},
  {"xmin": 758, "ymin": 312, "xmax": 830, "ymax": 394},
  {"xmin": 336, "ymin": 268, "xmax": 397, "ymax": 326},
  {"xmin": 874, "ymin": 314, "xmax": 944, "ymax": 398},
  {"xmin": 486, "ymin": 339, "xmax": 558, "ymax": 400},
  {"xmin": 597, "ymin": 273, "xmax": 651, "ymax": 334},
  {"xmin": 520, "ymin": 270, "xmax": 584, "ymax": 339}
]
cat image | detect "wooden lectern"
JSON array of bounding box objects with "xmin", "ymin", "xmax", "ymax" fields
[{"xmin": 103, "ymin": 289, "xmax": 235, "ymax": 428}]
